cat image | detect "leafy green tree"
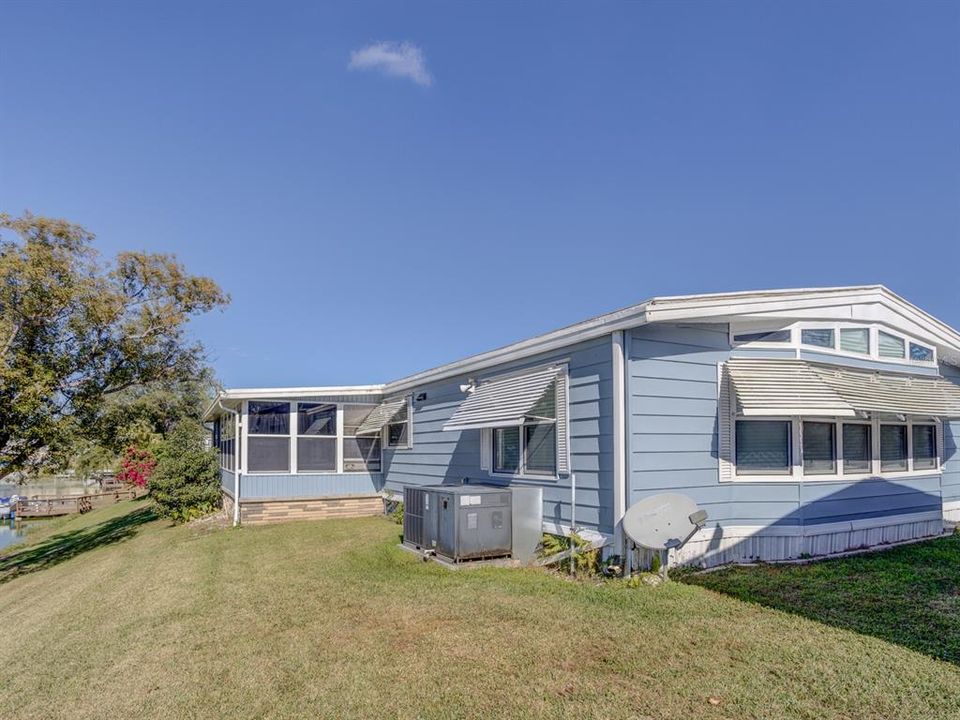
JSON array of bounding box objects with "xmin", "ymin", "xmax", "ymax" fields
[
  {"xmin": 148, "ymin": 420, "xmax": 221, "ymax": 521},
  {"xmin": 0, "ymin": 211, "xmax": 228, "ymax": 481}
]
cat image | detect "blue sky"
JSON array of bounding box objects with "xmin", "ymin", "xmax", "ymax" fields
[{"xmin": 1, "ymin": 1, "xmax": 958, "ymax": 388}]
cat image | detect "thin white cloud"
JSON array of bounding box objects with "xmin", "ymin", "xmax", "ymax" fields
[{"xmin": 348, "ymin": 41, "xmax": 432, "ymax": 87}]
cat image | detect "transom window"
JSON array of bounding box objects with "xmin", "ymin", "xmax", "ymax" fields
[
  {"xmin": 732, "ymin": 417, "xmax": 940, "ymax": 480},
  {"xmin": 731, "ymin": 323, "xmax": 936, "ymax": 365}
]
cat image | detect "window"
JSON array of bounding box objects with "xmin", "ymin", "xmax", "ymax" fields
[
  {"xmin": 801, "ymin": 329, "xmax": 834, "ymax": 349},
  {"xmin": 247, "ymin": 401, "xmax": 290, "ymax": 472},
  {"xmin": 842, "ymin": 424, "xmax": 872, "ymax": 474},
  {"xmin": 297, "ymin": 403, "xmax": 336, "ymax": 472},
  {"xmin": 735, "ymin": 420, "xmax": 792, "ymax": 475},
  {"xmin": 733, "ymin": 329, "xmax": 791, "ymax": 344},
  {"xmin": 878, "ymin": 332, "xmax": 905, "ymax": 359},
  {"xmin": 880, "ymin": 424, "xmax": 908, "ymax": 472},
  {"xmin": 343, "ymin": 404, "xmax": 381, "ymax": 472},
  {"xmin": 524, "ymin": 423, "xmax": 557, "ymax": 475},
  {"xmin": 910, "ymin": 343, "xmax": 934, "ymax": 363},
  {"xmin": 840, "ymin": 328, "xmax": 870, "ymax": 355},
  {"xmin": 802, "ymin": 421, "xmax": 836, "ymax": 475},
  {"xmin": 387, "ymin": 422, "xmax": 408, "ymax": 448},
  {"xmin": 493, "ymin": 427, "xmax": 520, "ymax": 474},
  {"xmin": 385, "ymin": 398, "xmax": 411, "ymax": 449},
  {"xmin": 217, "ymin": 416, "xmax": 236, "ymax": 471},
  {"xmin": 913, "ymin": 424, "xmax": 938, "ymax": 470}
]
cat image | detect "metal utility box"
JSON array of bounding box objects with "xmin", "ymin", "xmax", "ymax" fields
[{"xmin": 435, "ymin": 485, "xmax": 512, "ymax": 562}]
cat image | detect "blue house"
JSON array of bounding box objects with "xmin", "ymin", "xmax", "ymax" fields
[{"xmin": 205, "ymin": 286, "xmax": 960, "ymax": 567}]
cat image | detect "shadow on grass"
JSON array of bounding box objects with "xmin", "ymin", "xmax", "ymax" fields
[
  {"xmin": 0, "ymin": 503, "xmax": 157, "ymax": 584},
  {"xmin": 681, "ymin": 533, "xmax": 960, "ymax": 665}
]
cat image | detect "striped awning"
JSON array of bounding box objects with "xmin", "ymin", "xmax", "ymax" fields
[
  {"xmin": 726, "ymin": 358, "xmax": 960, "ymax": 418},
  {"xmin": 443, "ymin": 366, "xmax": 560, "ymax": 432},
  {"xmin": 355, "ymin": 397, "xmax": 408, "ymax": 436}
]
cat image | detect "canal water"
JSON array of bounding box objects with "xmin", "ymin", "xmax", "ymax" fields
[{"xmin": 0, "ymin": 519, "xmax": 29, "ymax": 553}]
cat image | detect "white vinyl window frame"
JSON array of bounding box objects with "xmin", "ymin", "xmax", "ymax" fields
[
  {"xmin": 477, "ymin": 362, "xmax": 570, "ymax": 482},
  {"xmin": 729, "ymin": 321, "xmax": 938, "ymax": 367},
  {"xmin": 489, "ymin": 420, "xmax": 559, "ymax": 480},
  {"xmin": 241, "ymin": 400, "xmax": 383, "ymax": 476},
  {"xmin": 724, "ymin": 414, "xmax": 942, "ymax": 483}
]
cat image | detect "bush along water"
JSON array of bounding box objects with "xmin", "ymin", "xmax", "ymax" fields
[{"xmin": 148, "ymin": 421, "xmax": 221, "ymax": 522}]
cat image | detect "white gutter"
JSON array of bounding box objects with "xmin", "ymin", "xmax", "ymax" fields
[
  {"xmin": 611, "ymin": 331, "xmax": 627, "ymax": 562},
  {"xmin": 216, "ymin": 397, "xmax": 242, "ymax": 527}
]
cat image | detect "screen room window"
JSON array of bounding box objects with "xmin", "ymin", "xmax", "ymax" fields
[
  {"xmin": 343, "ymin": 404, "xmax": 381, "ymax": 473},
  {"xmin": 247, "ymin": 401, "xmax": 291, "ymax": 472},
  {"xmin": 297, "ymin": 403, "xmax": 337, "ymax": 472}
]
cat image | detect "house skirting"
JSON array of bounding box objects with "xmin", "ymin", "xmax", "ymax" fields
[
  {"xmin": 667, "ymin": 511, "xmax": 948, "ymax": 568},
  {"xmin": 221, "ymin": 491, "xmax": 383, "ymax": 525}
]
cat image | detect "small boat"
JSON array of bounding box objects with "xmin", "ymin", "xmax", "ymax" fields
[{"xmin": 0, "ymin": 495, "xmax": 20, "ymax": 519}]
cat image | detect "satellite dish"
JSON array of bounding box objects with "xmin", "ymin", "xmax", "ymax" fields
[{"xmin": 623, "ymin": 493, "xmax": 708, "ymax": 554}]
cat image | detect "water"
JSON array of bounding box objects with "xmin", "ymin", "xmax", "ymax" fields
[
  {"xmin": 0, "ymin": 519, "xmax": 29, "ymax": 553},
  {"xmin": 0, "ymin": 477, "xmax": 99, "ymax": 499}
]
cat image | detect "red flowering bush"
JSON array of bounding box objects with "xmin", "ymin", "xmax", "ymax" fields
[{"xmin": 116, "ymin": 446, "xmax": 156, "ymax": 487}]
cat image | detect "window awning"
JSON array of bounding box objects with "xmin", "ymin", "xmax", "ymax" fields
[
  {"xmin": 442, "ymin": 366, "xmax": 560, "ymax": 432},
  {"xmin": 726, "ymin": 358, "xmax": 960, "ymax": 418},
  {"xmin": 355, "ymin": 397, "xmax": 408, "ymax": 436}
]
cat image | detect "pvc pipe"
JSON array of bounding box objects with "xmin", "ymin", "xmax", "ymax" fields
[
  {"xmin": 570, "ymin": 472, "xmax": 576, "ymax": 576},
  {"xmin": 611, "ymin": 331, "xmax": 627, "ymax": 568}
]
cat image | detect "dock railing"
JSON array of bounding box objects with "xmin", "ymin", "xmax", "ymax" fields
[{"xmin": 14, "ymin": 489, "xmax": 140, "ymax": 518}]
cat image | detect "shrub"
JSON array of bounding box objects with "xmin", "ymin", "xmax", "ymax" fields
[
  {"xmin": 148, "ymin": 421, "xmax": 221, "ymax": 521},
  {"xmin": 116, "ymin": 446, "xmax": 156, "ymax": 487},
  {"xmin": 540, "ymin": 532, "xmax": 600, "ymax": 576}
]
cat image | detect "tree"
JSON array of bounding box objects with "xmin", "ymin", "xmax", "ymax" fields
[
  {"xmin": 148, "ymin": 420, "xmax": 221, "ymax": 521},
  {"xmin": 0, "ymin": 211, "xmax": 229, "ymax": 481}
]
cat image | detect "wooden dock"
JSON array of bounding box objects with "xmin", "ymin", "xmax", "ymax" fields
[{"xmin": 14, "ymin": 489, "xmax": 139, "ymax": 518}]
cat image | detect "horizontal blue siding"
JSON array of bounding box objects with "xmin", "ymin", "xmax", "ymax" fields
[
  {"xmin": 628, "ymin": 322, "xmax": 948, "ymax": 532},
  {"xmin": 221, "ymin": 469, "xmax": 235, "ymax": 495},
  {"xmin": 239, "ymin": 473, "xmax": 381, "ymax": 499},
  {"xmin": 382, "ymin": 336, "xmax": 614, "ymax": 534}
]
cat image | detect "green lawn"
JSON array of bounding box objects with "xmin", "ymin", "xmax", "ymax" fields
[
  {"xmin": 681, "ymin": 533, "xmax": 960, "ymax": 665},
  {"xmin": 2, "ymin": 501, "xmax": 959, "ymax": 720}
]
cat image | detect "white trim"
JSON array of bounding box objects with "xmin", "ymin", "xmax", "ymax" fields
[{"xmin": 611, "ymin": 331, "xmax": 627, "ymax": 556}]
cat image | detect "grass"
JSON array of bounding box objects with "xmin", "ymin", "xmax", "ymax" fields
[
  {"xmin": 1, "ymin": 502, "xmax": 959, "ymax": 719},
  {"xmin": 681, "ymin": 534, "xmax": 960, "ymax": 665}
]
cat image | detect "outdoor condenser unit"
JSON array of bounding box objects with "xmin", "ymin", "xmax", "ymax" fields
[
  {"xmin": 403, "ymin": 485, "xmax": 513, "ymax": 562},
  {"xmin": 402, "ymin": 486, "xmax": 439, "ymax": 552}
]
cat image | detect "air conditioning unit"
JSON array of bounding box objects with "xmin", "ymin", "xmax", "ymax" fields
[{"xmin": 402, "ymin": 484, "xmax": 542, "ymax": 564}]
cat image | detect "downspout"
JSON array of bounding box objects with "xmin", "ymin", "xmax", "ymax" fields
[
  {"xmin": 611, "ymin": 331, "xmax": 627, "ymax": 564},
  {"xmin": 217, "ymin": 398, "xmax": 242, "ymax": 527}
]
